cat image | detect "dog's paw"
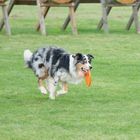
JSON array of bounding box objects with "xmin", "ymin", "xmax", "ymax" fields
[
  {"xmin": 49, "ymin": 94, "xmax": 55, "ymax": 100},
  {"xmin": 39, "ymin": 86, "xmax": 47, "ymax": 95},
  {"xmin": 56, "ymin": 90, "xmax": 67, "ymax": 96}
]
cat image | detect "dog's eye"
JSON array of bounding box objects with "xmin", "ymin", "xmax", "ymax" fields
[
  {"xmin": 83, "ymin": 60, "xmax": 87, "ymax": 64},
  {"xmin": 35, "ymin": 57, "xmax": 38, "ymax": 61},
  {"xmin": 80, "ymin": 61, "xmax": 85, "ymax": 64},
  {"xmin": 38, "ymin": 63, "xmax": 44, "ymax": 68}
]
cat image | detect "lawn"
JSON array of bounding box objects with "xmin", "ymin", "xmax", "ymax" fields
[{"xmin": 0, "ymin": 4, "xmax": 140, "ymax": 140}]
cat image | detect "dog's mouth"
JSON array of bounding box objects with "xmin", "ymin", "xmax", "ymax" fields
[
  {"xmin": 81, "ymin": 65, "xmax": 93, "ymax": 73},
  {"xmin": 81, "ymin": 67, "xmax": 89, "ymax": 73}
]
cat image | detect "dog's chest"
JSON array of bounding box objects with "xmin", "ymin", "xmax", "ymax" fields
[{"xmin": 57, "ymin": 69, "xmax": 82, "ymax": 84}]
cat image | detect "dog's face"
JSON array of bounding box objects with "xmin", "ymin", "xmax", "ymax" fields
[
  {"xmin": 73, "ymin": 53, "xmax": 94, "ymax": 77},
  {"xmin": 31, "ymin": 57, "xmax": 47, "ymax": 78}
]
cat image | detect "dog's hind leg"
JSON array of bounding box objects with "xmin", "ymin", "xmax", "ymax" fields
[
  {"xmin": 56, "ymin": 82, "xmax": 68, "ymax": 96},
  {"xmin": 38, "ymin": 78, "xmax": 47, "ymax": 95}
]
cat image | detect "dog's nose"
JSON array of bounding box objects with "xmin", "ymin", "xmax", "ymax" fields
[{"xmin": 90, "ymin": 66, "xmax": 92, "ymax": 70}]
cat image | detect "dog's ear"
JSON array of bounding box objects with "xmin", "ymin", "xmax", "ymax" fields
[
  {"xmin": 87, "ymin": 54, "xmax": 94, "ymax": 60},
  {"xmin": 74, "ymin": 53, "xmax": 83, "ymax": 60}
]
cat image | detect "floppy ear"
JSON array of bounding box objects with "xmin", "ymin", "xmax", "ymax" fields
[
  {"xmin": 75, "ymin": 53, "xmax": 83, "ymax": 60},
  {"xmin": 87, "ymin": 54, "xmax": 94, "ymax": 59}
]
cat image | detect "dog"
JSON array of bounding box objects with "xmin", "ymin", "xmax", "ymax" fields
[{"xmin": 24, "ymin": 46, "xmax": 94, "ymax": 100}]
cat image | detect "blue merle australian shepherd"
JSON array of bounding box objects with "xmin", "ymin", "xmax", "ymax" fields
[{"xmin": 24, "ymin": 46, "xmax": 94, "ymax": 100}]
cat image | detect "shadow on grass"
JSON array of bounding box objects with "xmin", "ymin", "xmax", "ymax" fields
[
  {"xmin": 78, "ymin": 27, "xmax": 137, "ymax": 35},
  {"xmin": 0, "ymin": 25, "xmax": 137, "ymax": 36}
]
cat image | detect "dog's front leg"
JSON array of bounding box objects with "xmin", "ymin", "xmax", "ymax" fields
[
  {"xmin": 56, "ymin": 82, "xmax": 68, "ymax": 96},
  {"xmin": 38, "ymin": 78, "xmax": 47, "ymax": 95},
  {"xmin": 47, "ymin": 78, "xmax": 57, "ymax": 100}
]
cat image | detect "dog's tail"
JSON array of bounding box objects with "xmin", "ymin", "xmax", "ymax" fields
[{"xmin": 24, "ymin": 49, "xmax": 33, "ymax": 68}]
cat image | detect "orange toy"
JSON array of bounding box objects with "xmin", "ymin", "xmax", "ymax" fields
[{"xmin": 84, "ymin": 70, "xmax": 92, "ymax": 87}]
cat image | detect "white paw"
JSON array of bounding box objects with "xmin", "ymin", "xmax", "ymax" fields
[
  {"xmin": 49, "ymin": 94, "xmax": 55, "ymax": 100},
  {"xmin": 39, "ymin": 86, "xmax": 47, "ymax": 95},
  {"xmin": 56, "ymin": 90, "xmax": 67, "ymax": 96}
]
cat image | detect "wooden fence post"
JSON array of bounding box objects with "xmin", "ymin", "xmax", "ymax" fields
[
  {"xmin": 1, "ymin": 4, "xmax": 11, "ymax": 35},
  {"xmin": 69, "ymin": 3, "xmax": 78, "ymax": 35},
  {"xmin": 132, "ymin": 4, "xmax": 140, "ymax": 33},
  {"xmin": 36, "ymin": 0, "xmax": 46, "ymax": 35}
]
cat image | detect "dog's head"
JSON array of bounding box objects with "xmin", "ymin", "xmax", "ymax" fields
[
  {"xmin": 31, "ymin": 56, "xmax": 47, "ymax": 78},
  {"xmin": 73, "ymin": 53, "xmax": 94, "ymax": 77}
]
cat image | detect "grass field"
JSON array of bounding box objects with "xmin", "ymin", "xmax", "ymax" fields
[{"xmin": 0, "ymin": 5, "xmax": 140, "ymax": 140}]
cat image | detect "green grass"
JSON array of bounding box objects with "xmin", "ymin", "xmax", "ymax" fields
[{"xmin": 0, "ymin": 4, "xmax": 140, "ymax": 140}]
